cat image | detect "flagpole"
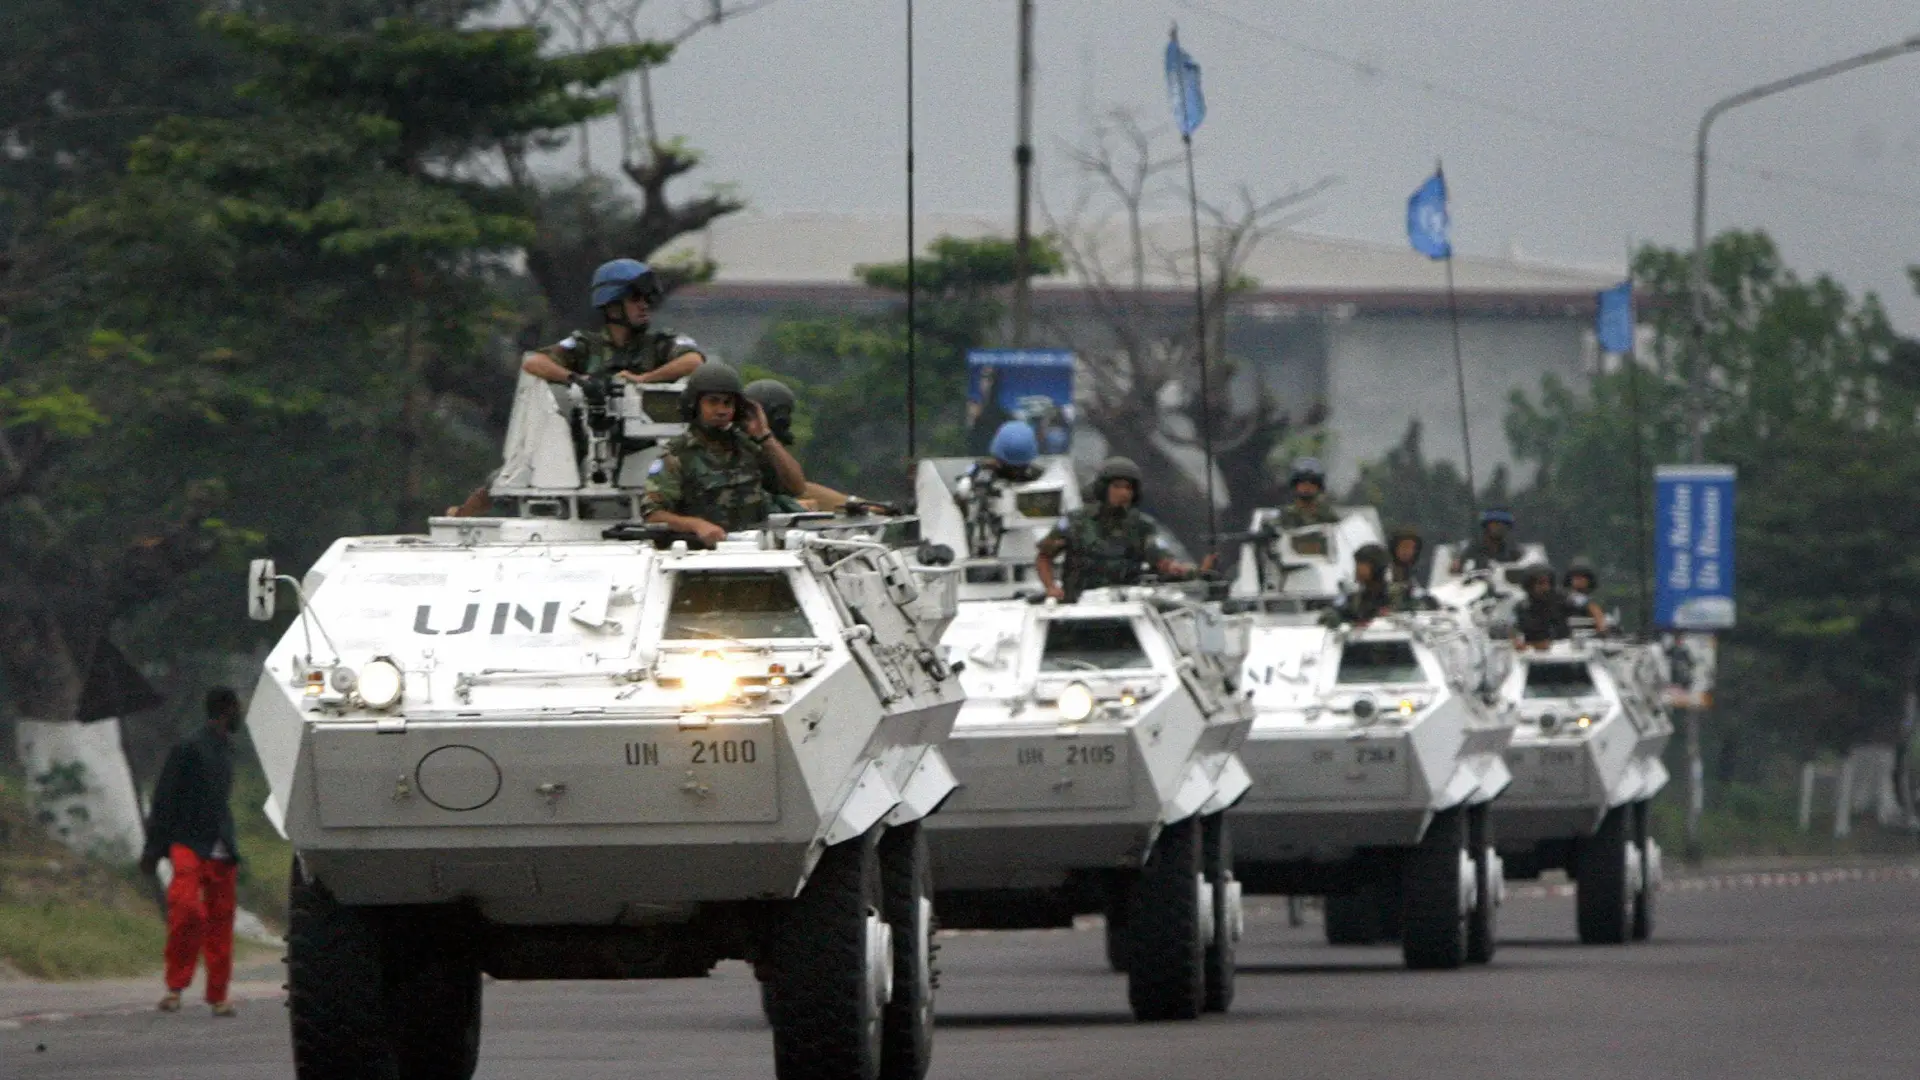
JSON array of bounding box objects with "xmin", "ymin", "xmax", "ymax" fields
[
  {"xmin": 904, "ymin": 0, "xmax": 918, "ymax": 460},
  {"xmin": 1440, "ymin": 168, "xmax": 1474, "ymax": 502},
  {"xmin": 1622, "ymin": 245, "xmax": 1652, "ymax": 633},
  {"xmin": 1173, "ymin": 27, "xmax": 1218, "ymax": 555}
]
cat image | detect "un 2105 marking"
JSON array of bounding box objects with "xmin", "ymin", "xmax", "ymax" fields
[{"xmin": 1065, "ymin": 744, "xmax": 1117, "ymax": 766}]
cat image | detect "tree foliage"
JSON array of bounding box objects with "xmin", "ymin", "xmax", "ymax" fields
[
  {"xmin": 1354, "ymin": 230, "xmax": 1920, "ymax": 772},
  {"xmin": 0, "ymin": 7, "xmax": 655, "ymax": 748},
  {"xmin": 749, "ymin": 236, "xmax": 1062, "ymax": 503}
]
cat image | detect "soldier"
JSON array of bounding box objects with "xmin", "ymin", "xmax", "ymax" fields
[
  {"xmin": 1036, "ymin": 457, "xmax": 1198, "ymax": 602},
  {"xmin": 956, "ymin": 421, "xmax": 1043, "ymax": 499},
  {"xmin": 641, "ymin": 362, "xmax": 806, "ymax": 545},
  {"xmin": 1277, "ymin": 456, "xmax": 1341, "ymax": 528},
  {"xmin": 522, "ymin": 259, "xmax": 705, "ymax": 386},
  {"xmin": 1562, "ymin": 557, "xmax": 1609, "ymax": 633},
  {"xmin": 1386, "ymin": 525, "xmax": 1435, "ymax": 610},
  {"xmin": 1513, "ymin": 565, "xmax": 1571, "ymax": 649},
  {"xmin": 1324, "ymin": 543, "xmax": 1395, "ymax": 625},
  {"xmin": 741, "ymin": 378, "xmax": 890, "ymax": 514},
  {"xmin": 1456, "ymin": 507, "xmax": 1521, "ymax": 572}
]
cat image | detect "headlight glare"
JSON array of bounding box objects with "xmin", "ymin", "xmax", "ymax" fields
[
  {"xmin": 681, "ymin": 652, "xmax": 738, "ymax": 707},
  {"xmin": 1057, "ymin": 682, "xmax": 1096, "ymax": 722},
  {"xmin": 358, "ymin": 659, "xmax": 404, "ymax": 709}
]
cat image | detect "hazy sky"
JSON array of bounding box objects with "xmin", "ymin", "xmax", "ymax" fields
[{"xmin": 586, "ymin": 0, "xmax": 1920, "ymax": 325}]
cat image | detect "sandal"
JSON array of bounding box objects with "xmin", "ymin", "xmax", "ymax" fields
[
  {"xmin": 157, "ymin": 991, "xmax": 182, "ymax": 1013},
  {"xmin": 210, "ymin": 1000, "xmax": 237, "ymax": 1018}
]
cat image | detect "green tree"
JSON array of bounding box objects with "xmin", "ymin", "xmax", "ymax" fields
[
  {"xmin": 1, "ymin": 11, "xmax": 654, "ymax": 748},
  {"xmin": 750, "ymin": 235, "xmax": 1062, "ymax": 502}
]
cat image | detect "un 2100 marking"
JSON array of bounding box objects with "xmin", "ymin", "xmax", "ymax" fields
[{"xmin": 621, "ymin": 741, "xmax": 759, "ymax": 767}]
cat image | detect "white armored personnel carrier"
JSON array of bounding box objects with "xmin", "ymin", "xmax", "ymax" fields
[
  {"xmin": 1228, "ymin": 510, "xmax": 1515, "ymax": 969},
  {"xmin": 242, "ymin": 372, "xmax": 965, "ymax": 1080},
  {"xmin": 913, "ymin": 456, "xmax": 1253, "ymax": 1019},
  {"xmin": 932, "ymin": 587, "xmax": 1253, "ymax": 1019},
  {"xmin": 1495, "ymin": 634, "xmax": 1671, "ymax": 943}
]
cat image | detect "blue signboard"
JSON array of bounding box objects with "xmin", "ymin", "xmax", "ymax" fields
[
  {"xmin": 1654, "ymin": 465, "xmax": 1736, "ymax": 630},
  {"xmin": 966, "ymin": 349, "xmax": 1076, "ymax": 456}
]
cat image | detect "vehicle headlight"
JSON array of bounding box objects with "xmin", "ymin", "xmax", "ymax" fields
[
  {"xmin": 1351, "ymin": 696, "xmax": 1377, "ymax": 722},
  {"xmin": 681, "ymin": 652, "xmax": 738, "ymax": 707},
  {"xmin": 1575, "ymin": 713, "xmax": 1593, "ymax": 729},
  {"xmin": 1057, "ymin": 682, "xmax": 1096, "ymax": 723},
  {"xmin": 1396, "ymin": 698, "xmax": 1418, "ymax": 718},
  {"xmin": 358, "ymin": 659, "xmax": 404, "ymax": 710}
]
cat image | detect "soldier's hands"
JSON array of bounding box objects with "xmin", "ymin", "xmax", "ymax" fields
[
  {"xmin": 690, "ymin": 520, "xmax": 728, "ymax": 546},
  {"xmin": 739, "ymin": 399, "xmax": 771, "ymax": 440},
  {"xmin": 1045, "ymin": 583, "xmax": 1066, "ymax": 601}
]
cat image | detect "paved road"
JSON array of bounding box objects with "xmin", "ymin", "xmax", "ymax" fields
[{"xmin": 7, "ymin": 875, "xmax": 1917, "ymax": 1080}]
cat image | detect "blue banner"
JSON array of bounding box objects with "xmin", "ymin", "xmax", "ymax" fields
[
  {"xmin": 1406, "ymin": 170, "xmax": 1451, "ymax": 260},
  {"xmin": 1654, "ymin": 465, "xmax": 1736, "ymax": 630},
  {"xmin": 967, "ymin": 349, "xmax": 1076, "ymax": 456},
  {"xmin": 1165, "ymin": 28, "xmax": 1206, "ymax": 138},
  {"xmin": 1596, "ymin": 280, "xmax": 1635, "ymax": 354}
]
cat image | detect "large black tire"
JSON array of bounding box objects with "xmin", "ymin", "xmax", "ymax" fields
[
  {"xmin": 288, "ymin": 860, "xmax": 399, "ymax": 1080},
  {"xmin": 287, "ymin": 861, "xmax": 483, "ymax": 1080},
  {"xmin": 1201, "ymin": 813, "xmax": 1235, "ymax": 1014},
  {"xmin": 1324, "ymin": 887, "xmax": 1381, "ymax": 945},
  {"xmin": 1401, "ymin": 807, "xmax": 1467, "ymax": 970},
  {"xmin": 1102, "ymin": 886, "xmax": 1132, "ymax": 973},
  {"xmin": 878, "ymin": 824, "xmax": 935, "ymax": 1080},
  {"xmin": 1465, "ymin": 803, "xmax": 1498, "ymax": 965},
  {"xmin": 769, "ymin": 831, "xmax": 886, "ymax": 1080},
  {"xmin": 1575, "ymin": 805, "xmax": 1633, "ymax": 945},
  {"xmin": 1631, "ymin": 800, "xmax": 1655, "ymax": 942},
  {"xmin": 383, "ymin": 911, "xmax": 483, "ymax": 1080},
  {"xmin": 1125, "ymin": 817, "xmax": 1204, "ymax": 1021}
]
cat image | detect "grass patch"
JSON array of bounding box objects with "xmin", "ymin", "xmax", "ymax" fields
[
  {"xmin": 0, "ymin": 901, "xmax": 165, "ymax": 980},
  {"xmin": 1650, "ymin": 779, "xmax": 1920, "ymax": 859}
]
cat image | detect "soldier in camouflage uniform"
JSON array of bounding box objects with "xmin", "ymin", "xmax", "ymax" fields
[
  {"xmin": 1386, "ymin": 525, "xmax": 1436, "ymax": 611},
  {"xmin": 1277, "ymin": 456, "xmax": 1342, "ymax": 529},
  {"xmin": 1324, "ymin": 543, "xmax": 1397, "ymax": 625},
  {"xmin": 741, "ymin": 378, "xmax": 891, "ymax": 515},
  {"xmin": 1036, "ymin": 457, "xmax": 1196, "ymax": 602},
  {"xmin": 641, "ymin": 363, "xmax": 806, "ymax": 545},
  {"xmin": 522, "ymin": 259, "xmax": 705, "ymax": 386}
]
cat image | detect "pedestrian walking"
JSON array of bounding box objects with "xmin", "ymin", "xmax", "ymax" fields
[{"xmin": 140, "ymin": 686, "xmax": 243, "ymax": 1016}]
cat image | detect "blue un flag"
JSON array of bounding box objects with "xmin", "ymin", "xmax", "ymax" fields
[
  {"xmin": 1165, "ymin": 27, "xmax": 1206, "ymax": 138},
  {"xmin": 1596, "ymin": 280, "xmax": 1635, "ymax": 354},
  {"xmin": 1406, "ymin": 170, "xmax": 1451, "ymax": 260}
]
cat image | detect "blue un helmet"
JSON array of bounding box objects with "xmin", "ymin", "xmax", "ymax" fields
[
  {"xmin": 589, "ymin": 258, "xmax": 663, "ymax": 310},
  {"xmin": 988, "ymin": 421, "xmax": 1039, "ymax": 467},
  {"xmin": 1288, "ymin": 456, "xmax": 1326, "ymax": 490},
  {"xmin": 1480, "ymin": 507, "xmax": 1516, "ymax": 527}
]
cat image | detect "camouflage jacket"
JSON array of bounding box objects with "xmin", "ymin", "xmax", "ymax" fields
[
  {"xmin": 1041, "ymin": 506, "xmax": 1170, "ymax": 601},
  {"xmin": 1278, "ymin": 500, "xmax": 1342, "ymax": 528},
  {"xmin": 1324, "ymin": 583, "xmax": 1395, "ymax": 626},
  {"xmin": 541, "ymin": 327, "xmax": 700, "ymax": 378},
  {"xmin": 641, "ymin": 427, "xmax": 776, "ymax": 532}
]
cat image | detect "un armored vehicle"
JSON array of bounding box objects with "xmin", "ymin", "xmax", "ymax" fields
[
  {"xmin": 1494, "ymin": 635, "xmax": 1670, "ymax": 943},
  {"xmin": 913, "ymin": 456, "xmax": 1252, "ymax": 1019},
  {"xmin": 1228, "ymin": 509, "xmax": 1515, "ymax": 969},
  {"xmin": 243, "ymin": 373, "xmax": 964, "ymax": 1080},
  {"xmin": 932, "ymin": 586, "xmax": 1252, "ymax": 1018}
]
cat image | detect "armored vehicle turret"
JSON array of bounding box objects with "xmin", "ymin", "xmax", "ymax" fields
[
  {"xmin": 1495, "ymin": 635, "xmax": 1671, "ymax": 943},
  {"xmin": 243, "ymin": 376, "xmax": 964, "ymax": 1080},
  {"xmin": 929, "ymin": 586, "xmax": 1253, "ymax": 1019},
  {"xmin": 1228, "ymin": 508, "xmax": 1516, "ymax": 969},
  {"xmin": 913, "ymin": 455, "xmax": 1080, "ymax": 602}
]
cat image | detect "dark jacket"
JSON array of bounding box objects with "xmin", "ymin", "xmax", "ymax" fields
[
  {"xmin": 1515, "ymin": 591, "xmax": 1572, "ymax": 645},
  {"xmin": 142, "ymin": 725, "xmax": 238, "ymax": 864}
]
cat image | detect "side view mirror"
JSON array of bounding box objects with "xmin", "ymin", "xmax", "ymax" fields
[{"xmin": 248, "ymin": 559, "xmax": 278, "ymax": 621}]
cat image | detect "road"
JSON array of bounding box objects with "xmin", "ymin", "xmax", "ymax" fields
[{"xmin": 7, "ymin": 874, "xmax": 1916, "ymax": 1080}]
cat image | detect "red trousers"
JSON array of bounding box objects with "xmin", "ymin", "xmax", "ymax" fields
[{"xmin": 164, "ymin": 844, "xmax": 238, "ymax": 1003}]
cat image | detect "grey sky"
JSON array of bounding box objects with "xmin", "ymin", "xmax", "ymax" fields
[{"xmin": 598, "ymin": 0, "xmax": 1920, "ymax": 325}]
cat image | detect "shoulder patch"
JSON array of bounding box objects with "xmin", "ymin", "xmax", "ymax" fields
[
  {"xmin": 647, "ymin": 458, "xmax": 666, "ymax": 475},
  {"xmin": 558, "ymin": 334, "xmax": 582, "ymax": 352},
  {"xmin": 1056, "ymin": 515, "xmax": 1071, "ymax": 532}
]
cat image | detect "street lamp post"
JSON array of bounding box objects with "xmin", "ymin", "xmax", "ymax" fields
[{"xmin": 1684, "ymin": 33, "xmax": 1920, "ymax": 864}]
